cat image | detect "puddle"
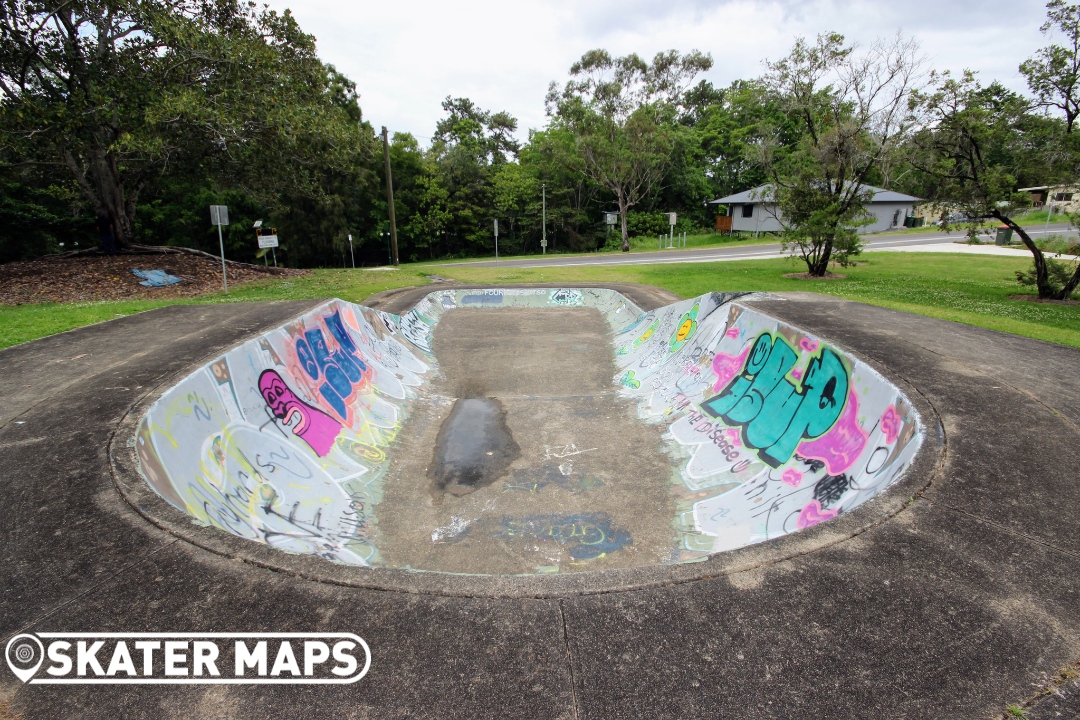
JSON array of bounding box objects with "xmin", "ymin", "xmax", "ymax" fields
[{"xmin": 430, "ymin": 397, "xmax": 521, "ymax": 500}]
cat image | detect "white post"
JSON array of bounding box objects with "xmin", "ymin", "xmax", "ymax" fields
[
  {"xmin": 217, "ymin": 224, "xmax": 228, "ymax": 294},
  {"xmin": 211, "ymin": 205, "xmax": 229, "ymax": 294},
  {"xmin": 348, "ymin": 234, "xmax": 355, "ymax": 269},
  {"xmin": 542, "ymin": 184, "xmax": 547, "ymax": 255}
]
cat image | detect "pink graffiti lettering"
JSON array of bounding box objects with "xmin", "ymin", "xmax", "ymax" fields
[
  {"xmin": 880, "ymin": 405, "xmax": 902, "ymax": 444},
  {"xmin": 712, "ymin": 346, "xmax": 750, "ymax": 393},
  {"xmin": 799, "ymin": 337, "xmax": 820, "ymax": 353},
  {"xmin": 796, "ymin": 500, "xmax": 838, "ymax": 529},
  {"xmin": 781, "ymin": 468, "xmax": 803, "ymax": 487},
  {"xmin": 259, "ymin": 370, "xmax": 343, "ymax": 457},
  {"xmin": 796, "ymin": 390, "xmax": 868, "ymax": 475}
]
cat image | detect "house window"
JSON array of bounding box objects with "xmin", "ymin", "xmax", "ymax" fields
[
  {"xmin": 742, "ymin": 204, "xmax": 754, "ymax": 218},
  {"xmin": 1054, "ymin": 192, "xmax": 1073, "ymax": 202}
]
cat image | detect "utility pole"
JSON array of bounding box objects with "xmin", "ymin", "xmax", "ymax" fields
[
  {"xmin": 542, "ymin": 183, "xmax": 547, "ymax": 255},
  {"xmin": 381, "ymin": 126, "xmax": 400, "ymax": 266}
]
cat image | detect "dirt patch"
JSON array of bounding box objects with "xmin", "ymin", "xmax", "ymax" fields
[
  {"xmin": 0, "ymin": 252, "xmax": 307, "ymax": 305},
  {"xmin": 783, "ymin": 272, "xmax": 847, "ymax": 280},
  {"xmin": 1008, "ymin": 294, "xmax": 1080, "ymax": 305}
]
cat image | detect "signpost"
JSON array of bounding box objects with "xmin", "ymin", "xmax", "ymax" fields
[
  {"xmin": 210, "ymin": 205, "xmax": 229, "ymax": 293},
  {"xmin": 348, "ymin": 234, "xmax": 355, "ymax": 269},
  {"xmin": 253, "ymin": 220, "xmax": 277, "ymax": 267},
  {"xmin": 604, "ymin": 211, "xmax": 618, "ymax": 246},
  {"xmin": 667, "ymin": 212, "xmax": 677, "ymax": 249},
  {"xmin": 493, "ymin": 219, "xmax": 499, "ymax": 266},
  {"xmin": 541, "ymin": 184, "xmax": 547, "ymax": 254}
]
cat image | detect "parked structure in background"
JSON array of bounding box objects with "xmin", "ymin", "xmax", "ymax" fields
[
  {"xmin": 1018, "ymin": 185, "xmax": 1080, "ymax": 213},
  {"xmin": 709, "ymin": 185, "xmax": 920, "ymax": 236}
]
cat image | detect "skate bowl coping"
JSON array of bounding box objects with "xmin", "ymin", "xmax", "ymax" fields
[{"xmin": 127, "ymin": 288, "xmax": 924, "ymax": 589}]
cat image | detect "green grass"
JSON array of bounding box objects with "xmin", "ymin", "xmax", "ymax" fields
[
  {"xmin": 434, "ymin": 252, "xmax": 1080, "ymax": 348},
  {"xmin": 3, "ymin": 251, "xmax": 1078, "ymax": 351},
  {"xmin": 0, "ymin": 267, "xmax": 433, "ymax": 350}
]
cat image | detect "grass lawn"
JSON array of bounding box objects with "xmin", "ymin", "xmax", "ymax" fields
[
  {"xmin": 0, "ymin": 267, "xmax": 432, "ymax": 350},
  {"xmin": 2, "ymin": 251, "xmax": 1078, "ymax": 351},
  {"xmin": 433, "ymin": 252, "xmax": 1080, "ymax": 349}
]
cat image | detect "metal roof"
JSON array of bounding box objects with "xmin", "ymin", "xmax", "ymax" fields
[{"xmin": 709, "ymin": 184, "xmax": 920, "ymax": 204}]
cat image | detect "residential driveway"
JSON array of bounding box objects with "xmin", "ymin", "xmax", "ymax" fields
[{"xmin": 2, "ymin": 287, "xmax": 1080, "ymax": 719}]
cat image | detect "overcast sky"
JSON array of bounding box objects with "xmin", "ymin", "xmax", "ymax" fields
[{"xmin": 266, "ymin": 0, "xmax": 1052, "ymax": 145}]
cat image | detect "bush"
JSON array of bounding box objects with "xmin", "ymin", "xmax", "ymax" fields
[{"xmin": 1016, "ymin": 257, "xmax": 1080, "ymax": 297}]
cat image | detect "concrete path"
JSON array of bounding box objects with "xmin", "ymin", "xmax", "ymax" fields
[
  {"xmin": 2, "ymin": 288, "xmax": 1080, "ymax": 719},
  {"xmin": 441, "ymin": 223, "xmax": 1078, "ymax": 269}
]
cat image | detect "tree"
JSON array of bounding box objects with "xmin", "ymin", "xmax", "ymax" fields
[
  {"xmin": 546, "ymin": 49, "xmax": 712, "ymax": 251},
  {"xmin": 0, "ymin": 0, "xmax": 367, "ymax": 251},
  {"xmin": 1020, "ymin": 0, "xmax": 1080, "ymax": 133},
  {"xmin": 757, "ymin": 32, "xmax": 925, "ymax": 275},
  {"xmin": 913, "ymin": 72, "xmax": 1080, "ymax": 299},
  {"xmin": 429, "ymin": 96, "xmax": 519, "ymax": 256}
]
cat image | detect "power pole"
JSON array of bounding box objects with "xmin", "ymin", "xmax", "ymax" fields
[
  {"xmin": 542, "ymin": 183, "xmax": 547, "ymax": 255},
  {"xmin": 381, "ymin": 126, "xmax": 400, "ymax": 266}
]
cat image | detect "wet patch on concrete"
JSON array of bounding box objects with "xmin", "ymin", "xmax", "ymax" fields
[
  {"xmin": 430, "ymin": 397, "xmax": 521, "ymax": 500},
  {"xmin": 373, "ymin": 307, "xmax": 678, "ymax": 575}
]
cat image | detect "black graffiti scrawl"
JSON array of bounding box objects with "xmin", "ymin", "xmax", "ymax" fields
[{"xmin": 701, "ymin": 332, "xmax": 848, "ymax": 467}]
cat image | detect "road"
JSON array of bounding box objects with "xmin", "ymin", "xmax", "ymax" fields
[{"xmin": 440, "ymin": 222, "xmax": 1076, "ymax": 269}]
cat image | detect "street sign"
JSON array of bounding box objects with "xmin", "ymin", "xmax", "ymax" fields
[
  {"xmin": 493, "ymin": 219, "xmax": 499, "ymax": 235},
  {"xmin": 667, "ymin": 212, "xmax": 677, "ymax": 226},
  {"xmin": 257, "ymin": 234, "xmax": 279, "ymax": 249},
  {"xmin": 604, "ymin": 212, "xmax": 618, "ymax": 225},
  {"xmin": 210, "ymin": 205, "xmax": 229, "ymax": 226}
]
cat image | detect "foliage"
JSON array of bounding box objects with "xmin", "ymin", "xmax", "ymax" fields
[
  {"xmin": 757, "ymin": 32, "xmax": 926, "ymax": 275},
  {"xmin": 546, "ymin": 49, "xmax": 712, "ymax": 251},
  {"xmin": 1016, "ymin": 257, "xmax": 1080, "ymax": 296},
  {"xmin": 912, "ymin": 69, "xmax": 1080, "ymax": 298},
  {"xmin": 1020, "ymin": 0, "xmax": 1080, "ymax": 132}
]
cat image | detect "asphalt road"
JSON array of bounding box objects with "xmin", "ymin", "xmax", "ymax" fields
[{"xmin": 444, "ymin": 222, "xmax": 1077, "ymax": 269}]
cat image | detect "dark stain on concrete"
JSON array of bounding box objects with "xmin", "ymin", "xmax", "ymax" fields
[{"xmin": 430, "ymin": 397, "xmax": 521, "ymax": 500}]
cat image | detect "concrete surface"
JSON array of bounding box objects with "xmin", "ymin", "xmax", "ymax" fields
[
  {"xmin": 123, "ymin": 287, "xmax": 921, "ymax": 577},
  {"xmin": 2, "ymin": 286, "xmax": 1080, "ymax": 718},
  {"xmin": 376, "ymin": 307, "xmax": 675, "ymax": 574}
]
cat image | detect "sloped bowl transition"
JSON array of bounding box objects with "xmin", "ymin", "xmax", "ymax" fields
[{"xmin": 133, "ymin": 288, "xmax": 921, "ymax": 576}]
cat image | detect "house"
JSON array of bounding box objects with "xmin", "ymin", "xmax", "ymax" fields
[
  {"xmin": 1017, "ymin": 185, "xmax": 1080, "ymax": 213},
  {"xmin": 709, "ymin": 184, "xmax": 921, "ymax": 235}
]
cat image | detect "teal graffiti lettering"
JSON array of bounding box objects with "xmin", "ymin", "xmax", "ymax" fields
[{"xmin": 701, "ymin": 333, "xmax": 848, "ymax": 467}]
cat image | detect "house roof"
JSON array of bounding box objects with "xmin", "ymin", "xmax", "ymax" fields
[{"xmin": 709, "ymin": 184, "xmax": 920, "ymax": 204}]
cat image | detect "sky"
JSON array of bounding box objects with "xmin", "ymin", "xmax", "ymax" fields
[{"xmin": 266, "ymin": 0, "xmax": 1054, "ymax": 145}]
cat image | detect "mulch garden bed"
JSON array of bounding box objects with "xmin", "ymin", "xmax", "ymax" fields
[
  {"xmin": 1007, "ymin": 294, "xmax": 1080, "ymax": 305},
  {"xmin": 0, "ymin": 250, "xmax": 307, "ymax": 305},
  {"xmin": 782, "ymin": 272, "xmax": 847, "ymax": 280}
]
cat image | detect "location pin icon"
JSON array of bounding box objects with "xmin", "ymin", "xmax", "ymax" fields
[{"xmin": 5, "ymin": 634, "xmax": 44, "ymax": 683}]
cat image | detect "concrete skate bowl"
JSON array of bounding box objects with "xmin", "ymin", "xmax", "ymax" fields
[{"xmin": 122, "ymin": 288, "xmax": 925, "ymax": 594}]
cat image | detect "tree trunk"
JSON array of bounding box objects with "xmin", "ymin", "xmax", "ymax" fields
[
  {"xmin": 618, "ymin": 194, "xmax": 630, "ymax": 252},
  {"xmin": 993, "ymin": 211, "xmax": 1055, "ymax": 299},
  {"xmin": 807, "ymin": 232, "xmax": 834, "ymax": 276}
]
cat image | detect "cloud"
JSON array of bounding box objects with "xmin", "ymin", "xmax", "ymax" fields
[{"xmin": 268, "ymin": 0, "xmax": 1051, "ymax": 144}]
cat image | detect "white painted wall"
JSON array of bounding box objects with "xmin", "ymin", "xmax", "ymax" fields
[{"xmin": 726, "ymin": 202, "xmax": 915, "ymax": 234}]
